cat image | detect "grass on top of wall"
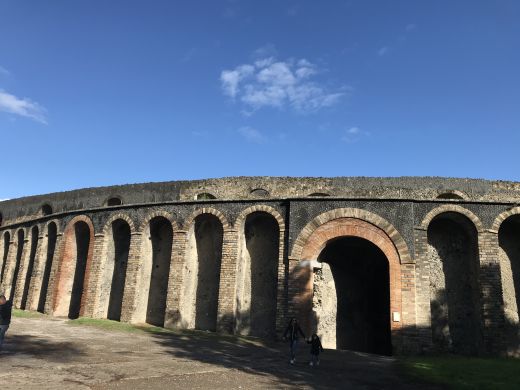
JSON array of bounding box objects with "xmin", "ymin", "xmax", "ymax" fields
[
  {"xmin": 66, "ymin": 317, "xmax": 267, "ymax": 347},
  {"xmin": 400, "ymin": 355, "xmax": 520, "ymax": 390}
]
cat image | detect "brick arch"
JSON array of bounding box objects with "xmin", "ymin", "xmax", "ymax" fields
[
  {"xmin": 102, "ymin": 213, "xmax": 136, "ymax": 236},
  {"xmin": 183, "ymin": 207, "xmax": 230, "ymax": 231},
  {"xmin": 420, "ymin": 205, "xmax": 484, "ymax": 232},
  {"xmin": 291, "ymin": 208, "xmax": 411, "ymax": 264},
  {"xmin": 43, "ymin": 219, "xmax": 61, "ymax": 236},
  {"xmin": 492, "ymin": 207, "xmax": 520, "ymax": 232},
  {"xmin": 139, "ymin": 211, "xmax": 179, "ymax": 232},
  {"xmin": 52, "ymin": 215, "xmax": 95, "ymax": 317},
  {"xmin": 234, "ymin": 205, "xmax": 285, "ymax": 231}
]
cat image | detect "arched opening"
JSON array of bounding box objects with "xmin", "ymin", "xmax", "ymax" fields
[
  {"xmin": 196, "ymin": 193, "xmax": 216, "ymax": 200},
  {"xmin": 315, "ymin": 236, "xmax": 391, "ymax": 355},
  {"xmin": 9, "ymin": 229, "xmax": 25, "ymax": 301},
  {"xmin": 21, "ymin": 226, "xmax": 39, "ymax": 309},
  {"xmin": 0, "ymin": 212, "xmax": 3, "ymax": 226},
  {"xmin": 250, "ymin": 188, "xmax": 269, "ymax": 198},
  {"xmin": 236, "ymin": 212, "xmax": 279, "ymax": 338},
  {"xmin": 427, "ymin": 212, "xmax": 482, "ymax": 354},
  {"xmin": 53, "ymin": 220, "xmax": 92, "ymax": 319},
  {"xmin": 437, "ymin": 193, "xmax": 463, "ymax": 200},
  {"xmin": 498, "ymin": 214, "xmax": 520, "ymax": 349},
  {"xmin": 1, "ymin": 231, "xmax": 10, "ymax": 282},
  {"xmin": 183, "ymin": 214, "xmax": 223, "ymax": 331},
  {"xmin": 105, "ymin": 219, "xmax": 131, "ymax": 321},
  {"xmin": 146, "ymin": 217, "xmax": 173, "ymax": 326},
  {"xmin": 41, "ymin": 204, "xmax": 53, "ymax": 216},
  {"xmin": 107, "ymin": 197, "xmax": 122, "ymax": 206},
  {"xmin": 38, "ymin": 222, "xmax": 57, "ymax": 313}
]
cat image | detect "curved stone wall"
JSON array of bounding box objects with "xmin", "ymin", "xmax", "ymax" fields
[{"xmin": 1, "ymin": 176, "xmax": 520, "ymax": 356}]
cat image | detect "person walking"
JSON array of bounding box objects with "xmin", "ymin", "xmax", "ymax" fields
[
  {"xmin": 307, "ymin": 333, "xmax": 324, "ymax": 367},
  {"xmin": 0, "ymin": 294, "xmax": 13, "ymax": 352},
  {"xmin": 283, "ymin": 317, "xmax": 305, "ymax": 364}
]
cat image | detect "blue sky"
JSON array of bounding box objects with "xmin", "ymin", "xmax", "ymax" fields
[{"xmin": 1, "ymin": 1, "xmax": 519, "ymax": 199}]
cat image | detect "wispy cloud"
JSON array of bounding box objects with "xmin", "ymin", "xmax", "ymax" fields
[
  {"xmin": 0, "ymin": 66, "xmax": 10, "ymax": 77},
  {"xmin": 341, "ymin": 126, "xmax": 370, "ymax": 143},
  {"xmin": 377, "ymin": 46, "xmax": 389, "ymax": 57},
  {"xmin": 405, "ymin": 23, "xmax": 416, "ymax": 32},
  {"xmin": 0, "ymin": 90, "xmax": 47, "ymax": 124},
  {"xmin": 238, "ymin": 126, "xmax": 266, "ymax": 143},
  {"xmin": 221, "ymin": 56, "xmax": 346, "ymax": 114}
]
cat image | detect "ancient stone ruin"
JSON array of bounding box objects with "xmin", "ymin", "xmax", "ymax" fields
[{"xmin": 1, "ymin": 176, "xmax": 520, "ymax": 356}]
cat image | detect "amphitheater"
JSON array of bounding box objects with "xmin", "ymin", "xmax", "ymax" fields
[{"xmin": 1, "ymin": 176, "xmax": 520, "ymax": 356}]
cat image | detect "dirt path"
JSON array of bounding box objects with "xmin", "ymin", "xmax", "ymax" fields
[{"xmin": 0, "ymin": 316, "xmax": 443, "ymax": 389}]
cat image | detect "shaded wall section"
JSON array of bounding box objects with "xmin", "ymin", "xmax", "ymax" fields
[
  {"xmin": 427, "ymin": 212, "xmax": 483, "ymax": 354},
  {"xmin": 38, "ymin": 222, "xmax": 57, "ymax": 313}
]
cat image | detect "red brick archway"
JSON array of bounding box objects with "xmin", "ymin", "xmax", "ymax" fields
[{"xmin": 290, "ymin": 217, "xmax": 403, "ymax": 350}]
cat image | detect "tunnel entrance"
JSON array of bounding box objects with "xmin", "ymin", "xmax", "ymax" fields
[{"xmin": 316, "ymin": 236, "xmax": 392, "ymax": 355}]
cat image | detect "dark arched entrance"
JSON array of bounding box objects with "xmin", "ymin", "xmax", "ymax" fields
[{"xmin": 317, "ymin": 236, "xmax": 391, "ymax": 355}]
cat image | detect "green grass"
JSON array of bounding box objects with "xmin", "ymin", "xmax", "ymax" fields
[
  {"xmin": 12, "ymin": 309, "xmax": 46, "ymax": 318},
  {"xmin": 66, "ymin": 317, "xmax": 267, "ymax": 346},
  {"xmin": 401, "ymin": 355, "xmax": 520, "ymax": 390}
]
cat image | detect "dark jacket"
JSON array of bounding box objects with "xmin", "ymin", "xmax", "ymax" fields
[
  {"xmin": 283, "ymin": 321, "xmax": 305, "ymax": 341},
  {"xmin": 308, "ymin": 336, "xmax": 324, "ymax": 355},
  {"xmin": 0, "ymin": 300, "xmax": 13, "ymax": 325}
]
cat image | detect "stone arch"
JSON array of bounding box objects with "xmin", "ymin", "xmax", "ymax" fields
[
  {"xmin": 436, "ymin": 190, "xmax": 468, "ymax": 200},
  {"xmin": 234, "ymin": 205, "xmax": 285, "ymax": 231},
  {"xmin": 133, "ymin": 214, "xmax": 174, "ymax": 326},
  {"xmin": 20, "ymin": 225, "xmax": 40, "ymax": 309},
  {"xmin": 426, "ymin": 210, "xmax": 482, "ymax": 354},
  {"xmin": 0, "ymin": 229, "xmax": 12, "ymax": 283},
  {"xmin": 291, "ymin": 208, "xmax": 411, "ymax": 264},
  {"xmin": 290, "ymin": 210, "xmax": 407, "ymax": 354},
  {"xmin": 234, "ymin": 206, "xmax": 284, "ymax": 338},
  {"xmin": 492, "ymin": 207, "xmax": 520, "ymax": 232},
  {"xmin": 139, "ymin": 210, "xmax": 179, "ymax": 233},
  {"xmin": 180, "ymin": 211, "xmax": 225, "ymax": 331},
  {"xmin": 420, "ymin": 205, "xmax": 484, "ymax": 233},
  {"xmin": 183, "ymin": 207, "xmax": 230, "ymax": 231},
  {"xmin": 52, "ymin": 215, "xmax": 95, "ymax": 319},
  {"xmin": 8, "ymin": 227, "xmax": 27, "ymax": 301},
  {"xmin": 37, "ymin": 220, "xmax": 59, "ymax": 313},
  {"xmin": 93, "ymin": 213, "xmax": 136, "ymax": 320}
]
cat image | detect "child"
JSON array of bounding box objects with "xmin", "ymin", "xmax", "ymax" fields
[{"xmin": 307, "ymin": 333, "xmax": 324, "ymax": 367}]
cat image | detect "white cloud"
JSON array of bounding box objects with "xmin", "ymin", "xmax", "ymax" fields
[
  {"xmin": 378, "ymin": 47, "xmax": 389, "ymax": 57},
  {"xmin": 220, "ymin": 56, "xmax": 345, "ymax": 113},
  {"xmin": 405, "ymin": 23, "xmax": 416, "ymax": 32},
  {"xmin": 238, "ymin": 126, "xmax": 266, "ymax": 143},
  {"xmin": 341, "ymin": 126, "xmax": 369, "ymax": 143},
  {"xmin": 0, "ymin": 90, "xmax": 47, "ymax": 124}
]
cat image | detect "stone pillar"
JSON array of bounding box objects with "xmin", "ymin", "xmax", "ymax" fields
[
  {"xmin": 44, "ymin": 232, "xmax": 63, "ymax": 315},
  {"xmin": 83, "ymin": 233, "xmax": 106, "ymax": 318},
  {"xmin": 216, "ymin": 228, "xmax": 238, "ymax": 333},
  {"xmin": 13, "ymin": 235, "xmax": 30, "ymax": 308},
  {"xmin": 478, "ymin": 230, "xmax": 506, "ymax": 354},
  {"xmin": 275, "ymin": 228, "xmax": 287, "ymax": 337},
  {"xmin": 0, "ymin": 236, "xmax": 16, "ymax": 297},
  {"xmin": 164, "ymin": 229, "xmax": 187, "ymax": 328},
  {"xmin": 25, "ymin": 231, "xmax": 46, "ymax": 311},
  {"xmin": 413, "ymin": 227, "xmax": 434, "ymax": 352},
  {"xmin": 120, "ymin": 231, "xmax": 143, "ymax": 323}
]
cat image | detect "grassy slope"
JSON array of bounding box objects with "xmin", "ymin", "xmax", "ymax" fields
[{"xmin": 401, "ymin": 355, "xmax": 520, "ymax": 390}]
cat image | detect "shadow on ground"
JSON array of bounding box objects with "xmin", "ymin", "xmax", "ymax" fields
[
  {"xmin": 143, "ymin": 330, "xmax": 442, "ymax": 389},
  {"xmin": 2, "ymin": 334, "xmax": 86, "ymax": 363}
]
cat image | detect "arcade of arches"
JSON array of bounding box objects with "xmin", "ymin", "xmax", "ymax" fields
[{"xmin": 1, "ymin": 206, "xmax": 520, "ymax": 356}]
